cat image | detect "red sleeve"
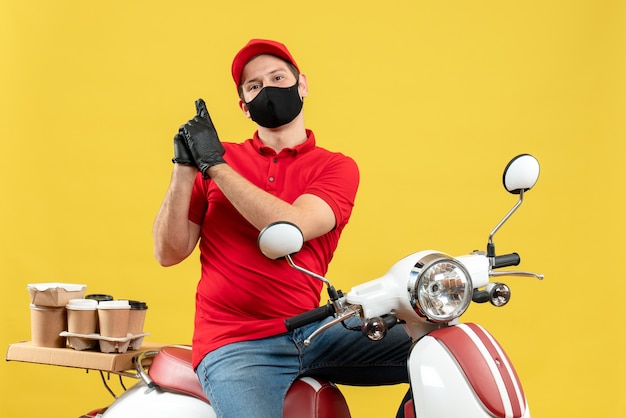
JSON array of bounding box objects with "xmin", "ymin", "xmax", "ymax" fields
[{"xmin": 304, "ymin": 153, "xmax": 359, "ymax": 229}]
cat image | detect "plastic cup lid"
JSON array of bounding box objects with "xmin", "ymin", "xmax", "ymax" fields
[
  {"xmin": 97, "ymin": 300, "xmax": 130, "ymax": 310},
  {"xmin": 66, "ymin": 298, "xmax": 98, "ymax": 310},
  {"xmin": 129, "ymin": 300, "xmax": 148, "ymax": 310},
  {"xmin": 85, "ymin": 294, "xmax": 114, "ymax": 302}
]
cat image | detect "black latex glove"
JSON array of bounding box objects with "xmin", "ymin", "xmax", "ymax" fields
[
  {"xmin": 180, "ymin": 98, "xmax": 226, "ymax": 179},
  {"xmin": 171, "ymin": 131, "xmax": 196, "ymax": 166}
]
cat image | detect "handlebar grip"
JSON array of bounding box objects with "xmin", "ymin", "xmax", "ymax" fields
[
  {"xmin": 493, "ymin": 253, "xmax": 521, "ymax": 268},
  {"xmin": 284, "ymin": 303, "xmax": 335, "ymax": 331}
]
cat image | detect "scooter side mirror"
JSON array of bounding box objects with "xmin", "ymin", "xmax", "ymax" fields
[
  {"xmin": 258, "ymin": 222, "xmax": 304, "ymax": 260},
  {"xmin": 488, "ymin": 153, "xmax": 540, "ymax": 258},
  {"xmin": 502, "ymin": 154, "xmax": 540, "ymax": 195}
]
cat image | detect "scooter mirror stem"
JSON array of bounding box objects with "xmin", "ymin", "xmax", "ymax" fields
[
  {"xmin": 487, "ymin": 189, "xmax": 525, "ymax": 259},
  {"xmin": 285, "ymin": 255, "xmax": 336, "ymax": 295}
]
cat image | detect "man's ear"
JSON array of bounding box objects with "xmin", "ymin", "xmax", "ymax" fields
[
  {"xmin": 239, "ymin": 99, "xmax": 251, "ymax": 119},
  {"xmin": 298, "ymin": 74, "xmax": 309, "ymax": 99}
]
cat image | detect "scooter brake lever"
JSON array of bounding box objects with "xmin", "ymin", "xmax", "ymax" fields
[
  {"xmin": 303, "ymin": 305, "xmax": 361, "ymax": 346},
  {"xmin": 490, "ymin": 270, "xmax": 544, "ymax": 280}
]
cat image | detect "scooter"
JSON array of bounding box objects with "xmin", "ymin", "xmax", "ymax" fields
[{"xmin": 84, "ymin": 153, "xmax": 542, "ymax": 418}]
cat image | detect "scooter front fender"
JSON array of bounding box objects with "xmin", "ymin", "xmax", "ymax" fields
[
  {"xmin": 408, "ymin": 323, "xmax": 529, "ymax": 418},
  {"xmin": 102, "ymin": 380, "xmax": 215, "ymax": 418}
]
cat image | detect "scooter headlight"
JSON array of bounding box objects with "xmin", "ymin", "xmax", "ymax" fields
[{"xmin": 408, "ymin": 253, "xmax": 473, "ymax": 323}]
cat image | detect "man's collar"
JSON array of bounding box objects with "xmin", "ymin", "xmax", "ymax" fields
[{"xmin": 253, "ymin": 129, "xmax": 315, "ymax": 157}]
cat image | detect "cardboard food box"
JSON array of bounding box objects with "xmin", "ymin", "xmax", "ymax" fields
[
  {"xmin": 28, "ymin": 283, "xmax": 87, "ymax": 307},
  {"xmin": 6, "ymin": 341, "xmax": 165, "ymax": 372}
]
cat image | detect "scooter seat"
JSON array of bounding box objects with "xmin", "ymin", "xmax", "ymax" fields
[
  {"xmin": 149, "ymin": 345, "xmax": 207, "ymax": 401},
  {"xmin": 148, "ymin": 345, "xmax": 351, "ymax": 418}
]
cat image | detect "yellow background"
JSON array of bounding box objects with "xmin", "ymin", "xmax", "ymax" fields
[{"xmin": 1, "ymin": 1, "xmax": 625, "ymax": 417}]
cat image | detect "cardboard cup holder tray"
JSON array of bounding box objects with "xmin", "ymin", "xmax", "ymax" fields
[{"xmin": 60, "ymin": 331, "xmax": 150, "ymax": 353}]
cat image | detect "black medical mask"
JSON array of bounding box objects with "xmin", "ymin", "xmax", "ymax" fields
[{"xmin": 245, "ymin": 81, "xmax": 303, "ymax": 128}]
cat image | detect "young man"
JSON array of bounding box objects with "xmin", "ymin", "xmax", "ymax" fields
[{"xmin": 153, "ymin": 39, "xmax": 412, "ymax": 417}]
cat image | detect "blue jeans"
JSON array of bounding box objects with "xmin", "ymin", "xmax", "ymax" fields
[{"xmin": 196, "ymin": 317, "xmax": 413, "ymax": 418}]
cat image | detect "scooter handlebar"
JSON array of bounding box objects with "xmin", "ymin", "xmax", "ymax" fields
[
  {"xmin": 493, "ymin": 252, "xmax": 520, "ymax": 268},
  {"xmin": 285, "ymin": 303, "xmax": 335, "ymax": 331}
]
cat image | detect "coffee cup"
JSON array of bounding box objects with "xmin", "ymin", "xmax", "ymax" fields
[
  {"xmin": 30, "ymin": 304, "xmax": 66, "ymax": 348},
  {"xmin": 84, "ymin": 294, "xmax": 113, "ymax": 332},
  {"xmin": 66, "ymin": 298, "xmax": 98, "ymax": 335},
  {"xmin": 128, "ymin": 300, "xmax": 148, "ymax": 335},
  {"xmin": 97, "ymin": 300, "xmax": 130, "ymax": 338}
]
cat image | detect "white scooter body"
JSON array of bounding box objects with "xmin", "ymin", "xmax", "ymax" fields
[
  {"xmin": 101, "ymin": 381, "xmax": 216, "ymax": 418},
  {"xmin": 96, "ymin": 324, "xmax": 529, "ymax": 418}
]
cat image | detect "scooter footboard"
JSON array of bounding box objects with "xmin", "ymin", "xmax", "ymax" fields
[{"xmin": 408, "ymin": 323, "xmax": 529, "ymax": 418}]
